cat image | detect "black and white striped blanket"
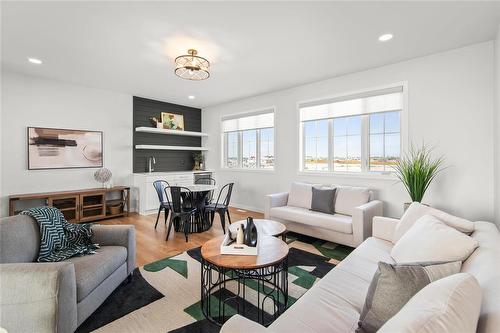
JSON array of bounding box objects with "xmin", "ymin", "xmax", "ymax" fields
[{"xmin": 21, "ymin": 206, "xmax": 99, "ymax": 262}]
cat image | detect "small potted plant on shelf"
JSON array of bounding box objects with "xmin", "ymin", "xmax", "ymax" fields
[
  {"xmin": 394, "ymin": 144, "xmax": 445, "ymax": 211},
  {"xmin": 193, "ymin": 152, "xmax": 204, "ymax": 171}
]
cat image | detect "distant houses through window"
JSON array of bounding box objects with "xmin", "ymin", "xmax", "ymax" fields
[
  {"xmin": 299, "ymin": 85, "xmax": 404, "ymax": 174},
  {"xmin": 222, "ymin": 109, "xmax": 275, "ymax": 170}
]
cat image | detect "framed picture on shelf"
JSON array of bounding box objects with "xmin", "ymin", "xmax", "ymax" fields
[
  {"xmin": 161, "ymin": 112, "xmax": 184, "ymax": 131},
  {"xmin": 27, "ymin": 127, "xmax": 103, "ymax": 170}
]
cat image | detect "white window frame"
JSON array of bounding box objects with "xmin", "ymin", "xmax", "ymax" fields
[
  {"xmin": 221, "ymin": 108, "xmax": 276, "ymax": 172},
  {"xmin": 297, "ymin": 82, "xmax": 408, "ymax": 178}
]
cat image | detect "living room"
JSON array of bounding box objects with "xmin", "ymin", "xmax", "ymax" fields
[{"xmin": 1, "ymin": 1, "xmax": 500, "ymax": 333}]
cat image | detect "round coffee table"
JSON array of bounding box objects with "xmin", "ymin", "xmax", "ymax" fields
[
  {"xmin": 200, "ymin": 235, "xmax": 289, "ymax": 326},
  {"xmin": 228, "ymin": 219, "xmax": 287, "ymax": 241}
]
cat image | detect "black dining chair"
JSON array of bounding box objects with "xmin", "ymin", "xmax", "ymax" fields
[
  {"xmin": 195, "ymin": 177, "xmax": 216, "ymax": 204},
  {"xmin": 152, "ymin": 180, "xmax": 172, "ymax": 229},
  {"xmin": 204, "ymin": 183, "xmax": 234, "ymax": 234},
  {"xmin": 164, "ymin": 186, "xmax": 197, "ymax": 242}
]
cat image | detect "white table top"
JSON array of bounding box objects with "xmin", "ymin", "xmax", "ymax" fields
[
  {"xmin": 182, "ymin": 184, "xmax": 217, "ymax": 192},
  {"xmin": 229, "ymin": 219, "xmax": 287, "ymax": 237}
]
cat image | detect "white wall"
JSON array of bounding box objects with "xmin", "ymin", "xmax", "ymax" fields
[
  {"xmin": 1, "ymin": 72, "xmax": 133, "ymax": 216},
  {"xmin": 203, "ymin": 42, "xmax": 495, "ymax": 220},
  {"xmin": 495, "ymin": 25, "xmax": 500, "ymax": 226}
]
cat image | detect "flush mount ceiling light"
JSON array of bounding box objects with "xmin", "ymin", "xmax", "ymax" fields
[
  {"xmin": 175, "ymin": 49, "xmax": 210, "ymax": 80},
  {"xmin": 28, "ymin": 57, "xmax": 43, "ymax": 64},
  {"xmin": 188, "ymin": 95, "xmax": 195, "ymax": 100},
  {"xmin": 378, "ymin": 33, "xmax": 393, "ymax": 42}
]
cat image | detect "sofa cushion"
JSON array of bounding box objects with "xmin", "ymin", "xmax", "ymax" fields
[
  {"xmin": 269, "ymin": 236, "xmax": 396, "ymax": 333},
  {"xmin": 335, "ymin": 186, "xmax": 370, "ymax": 216},
  {"xmin": 287, "ymin": 182, "xmax": 314, "ymax": 209},
  {"xmin": 394, "ymin": 202, "xmax": 474, "ymax": 242},
  {"xmin": 391, "ymin": 215, "xmax": 478, "ymax": 264},
  {"xmin": 379, "ymin": 273, "xmax": 482, "ymax": 333},
  {"xmin": 270, "ymin": 206, "xmax": 352, "ymax": 234},
  {"xmin": 67, "ymin": 246, "xmax": 127, "ymax": 302},
  {"xmin": 0, "ymin": 215, "xmax": 40, "ymax": 263},
  {"xmin": 356, "ymin": 261, "xmax": 462, "ymax": 333},
  {"xmin": 311, "ymin": 186, "xmax": 336, "ymax": 214}
]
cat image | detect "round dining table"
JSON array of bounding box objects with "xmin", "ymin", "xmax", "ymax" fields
[{"xmin": 174, "ymin": 184, "xmax": 217, "ymax": 233}]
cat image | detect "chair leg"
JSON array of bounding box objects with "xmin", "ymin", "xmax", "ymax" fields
[
  {"xmin": 210, "ymin": 211, "xmax": 215, "ymax": 225},
  {"xmin": 166, "ymin": 215, "xmax": 174, "ymax": 240},
  {"xmin": 184, "ymin": 217, "xmax": 189, "ymax": 242},
  {"xmin": 164, "ymin": 208, "xmax": 169, "ymax": 225},
  {"xmin": 226, "ymin": 209, "xmax": 232, "ymax": 225},
  {"xmin": 154, "ymin": 206, "xmax": 162, "ymax": 229},
  {"xmin": 219, "ymin": 211, "xmax": 226, "ymax": 234}
]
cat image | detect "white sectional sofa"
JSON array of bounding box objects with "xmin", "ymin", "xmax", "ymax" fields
[
  {"xmin": 221, "ymin": 216, "xmax": 500, "ymax": 333},
  {"xmin": 265, "ymin": 182, "xmax": 383, "ymax": 247}
]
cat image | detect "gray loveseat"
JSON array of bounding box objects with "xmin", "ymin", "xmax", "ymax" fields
[{"xmin": 0, "ymin": 214, "xmax": 136, "ymax": 333}]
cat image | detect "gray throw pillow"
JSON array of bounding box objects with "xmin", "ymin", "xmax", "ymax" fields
[
  {"xmin": 310, "ymin": 186, "xmax": 336, "ymax": 214},
  {"xmin": 356, "ymin": 261, "xmax": 462, "ymax": 333}
]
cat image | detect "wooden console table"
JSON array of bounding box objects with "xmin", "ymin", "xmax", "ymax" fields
[{"xmin": 9, "ymin": 186, "xmax": 130, "ymax": 223}]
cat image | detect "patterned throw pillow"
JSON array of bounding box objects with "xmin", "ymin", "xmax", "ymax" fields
[{"xmin": 356, "ymin": 261, "xmax": 462, "ymax": 333}]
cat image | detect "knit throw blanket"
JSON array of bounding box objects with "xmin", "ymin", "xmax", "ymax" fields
[{"xmin": 21, "ymin": 206, "xmax": 99, "ymax": 262}]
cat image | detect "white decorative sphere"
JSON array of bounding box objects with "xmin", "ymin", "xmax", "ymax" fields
[{"xmin": 94, "ymin": 168, "xmax": 112, "ymax": 184}]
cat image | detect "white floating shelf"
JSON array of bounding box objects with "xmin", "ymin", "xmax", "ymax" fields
[
  {"xmin": 135, "ymin": 127, "xmax": 208, "ymax": 137},
  {"xmin": 135, "ymin": 145, "xmax": 208, "ymax": 151}
]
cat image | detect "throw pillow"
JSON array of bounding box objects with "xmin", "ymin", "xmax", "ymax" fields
[
  {"xmin": 391, "ymin": 215, "xmax": 478, "ymax": 263},
  {"xmin": 287, "ymin": 182, "xmax": 314, "ymax": 209},
  {"xmin": 379, "ymin": 273, "xmax": 482, "ymax": 333},
  {"xmin": 310, "ymin": 186, "xmax": 336, "ymax": 214},
  {"xmin": 356, "ymin": 261, "xmax": 462, "ymax": 333},
  {"xmin": 393, "ymin": 202, "xmax": 474, "ymax": 242},
  {"xmin": 334, "ymin": 186, "xmax": 370, "ymax": 216}
]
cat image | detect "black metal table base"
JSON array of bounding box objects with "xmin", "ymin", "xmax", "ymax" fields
[
  {"xmin": 173, "ymin": 191, "xmax": 212, "ymax": 234},
  {"xmin": 201, "ymin": 257, "xmax": 288, "ymax": 327}
]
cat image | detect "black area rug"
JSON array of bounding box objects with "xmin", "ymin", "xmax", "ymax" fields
[{"xmin": 76, "ymin": 268, "xmax": 164, "ymax": 333}]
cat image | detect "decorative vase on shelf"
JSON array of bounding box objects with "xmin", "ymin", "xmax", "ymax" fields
[{"xmin": 243, "ymin": 217, "xmax": 258, "ymax": 247}]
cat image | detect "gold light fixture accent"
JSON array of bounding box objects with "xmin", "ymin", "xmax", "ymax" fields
[{"xmin": 174, "ymin": 49, "xmax": 210, "ymax": 80}]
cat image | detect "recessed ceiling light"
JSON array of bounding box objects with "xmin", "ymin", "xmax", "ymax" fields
[
  {"xmin": 188, "ymin": 95, "xmax": 195, "ymax": 100},
  {"xmin": 28, "ymin": 57, "xmax": 43, "ymax": 64},
  {"xmin": 378, "ymin": 34, "xmax": 393, "ymax": 42}
]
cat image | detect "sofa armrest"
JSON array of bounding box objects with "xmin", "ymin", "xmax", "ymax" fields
[
  {"xmin": 352, "ymin": 200, "xmax": 383, "ymax": 246},
  {"xmin": 220, "ymin": 314, "xmax": 271, "ymax": 333},
  {"xmin": 0, "ymin": 262, "xmax": 77, "ymax": 333},
  {"xmin": 372, "ymin": 216, "xmax": 400, "ymax": 243},
  {"xmin": 92, "ymin": 224, "xmax": 136, "ymax": 274},
  {"xmin": 264, "ymin": 192, "xmax": 289, "ymax": 218}
]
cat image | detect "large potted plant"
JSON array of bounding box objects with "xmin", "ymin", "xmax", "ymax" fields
[{"xmin": 394, "ymin": 144, "xmax": 445, "ymax": 211}]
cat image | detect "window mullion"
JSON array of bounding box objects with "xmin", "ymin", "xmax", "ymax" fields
[
  {"xmin": 327, "ymin": 119, "xmax": 333, "ymax": 172},
  {"xmin": 362, "ymin": 115, "xmax": 369, "ymax": 173},
  {"xmin": 238, "ymin": 131, "xmax": 243, "ymax": 168},
  {"xmin": 256, "ymin": 129, "xmax": 261, "ymax": 169}
]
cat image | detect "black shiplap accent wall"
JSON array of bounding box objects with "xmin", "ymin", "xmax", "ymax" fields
[{"xmin": 133, "ymin": 96, "xmax": 202, "ymax": 173}]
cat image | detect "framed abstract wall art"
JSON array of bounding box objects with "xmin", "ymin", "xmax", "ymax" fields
[{"xmin": 27, "ymin": 127, "xmax": 103, "ymax": 170}]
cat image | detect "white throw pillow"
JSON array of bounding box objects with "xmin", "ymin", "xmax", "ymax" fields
[
  {"xmin": 287, "ymin": 182, "xmax": 314, "ymax": 209},
  {"xmin": 393, "ymin": 202, "xmax": 474, "ymax": 242},
  {"xmin": 379, "ymin": 273, "xmax": 482, "ymax": 333},
  {"xmin": 334, "ymin": 186, "xmax": 370, "ymax": 216},
  {"xmin": 391, "ymin": 215, "xmax": 478, "ymax": 263}
]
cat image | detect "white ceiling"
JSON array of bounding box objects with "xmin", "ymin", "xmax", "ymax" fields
[{"xmin": 2, "ymin": 1, "xmax": 500, "ymax": 108}]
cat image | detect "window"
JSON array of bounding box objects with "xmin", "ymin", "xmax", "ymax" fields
[
  {"xmin": 300, "ymin": 85, "xmax": 404, "ymax": 174},
  {"xmin": 222, "ymin": 110, "xmax": 275, "ymax": 170}
]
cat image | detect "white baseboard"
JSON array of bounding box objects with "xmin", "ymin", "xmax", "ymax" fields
[{"xmin": 229, "ymin": 202, "xmax": 263, "ymax": 213}]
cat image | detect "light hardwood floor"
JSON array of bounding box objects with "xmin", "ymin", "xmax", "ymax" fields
[{"xmin": 99, "ymin": 207, "xmax": 264, "ymax": 266}]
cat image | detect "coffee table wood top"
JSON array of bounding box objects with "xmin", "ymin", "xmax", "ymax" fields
[
  {"xmin": 229, "ymin": 219, "xmax": 287, "ymax": 237},
  {"xmin": 201, "ymin": 235, "xmax": 289, "ymax": 269}
]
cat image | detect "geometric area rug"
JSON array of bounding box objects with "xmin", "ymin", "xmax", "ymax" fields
[{"xmin": 76, "ymin": 232, "xmax": 354, "ymax": 333}]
